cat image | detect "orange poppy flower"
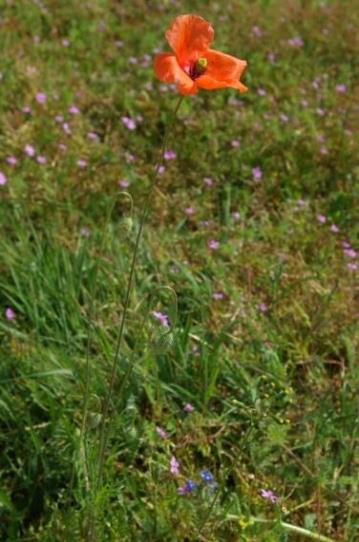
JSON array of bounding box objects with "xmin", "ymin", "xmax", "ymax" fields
[{"xmin": 154, "ymin": 14, "xmax": 248, "ymax": 95}]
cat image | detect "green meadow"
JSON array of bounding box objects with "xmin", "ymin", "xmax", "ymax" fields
[{"xmin": 0, "ymin": 1, "xmax": 358, "ymax": 540}]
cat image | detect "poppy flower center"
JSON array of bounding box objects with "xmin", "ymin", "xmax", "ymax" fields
[{"xmin": 182, "ymin": 57, "xmax": 207, "ymax": 80}]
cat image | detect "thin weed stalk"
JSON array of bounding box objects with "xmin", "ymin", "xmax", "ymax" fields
[{"xmin": 86, "ymin": 96, "xmax": 184, "ymax": 538}]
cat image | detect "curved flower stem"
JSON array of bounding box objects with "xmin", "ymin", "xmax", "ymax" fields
[
  {"xmin": 226, "ymin": 515, "xmax": 337, "ymax": 542},
  {"xmin": 95, "ymin": 95, "xmax": 184, "ymax": 493}
]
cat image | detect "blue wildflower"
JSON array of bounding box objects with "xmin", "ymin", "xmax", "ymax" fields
[
  {"xmin": 177, "ymin": 479, "xmax": 197, "ymax": 495},
  {"xmin": 185, "ymin": 479, "xmax": 197, "ymax": 492},
  {"xmin": 199, "ymin": 470, "xmax": 214, "ymax": 483}
]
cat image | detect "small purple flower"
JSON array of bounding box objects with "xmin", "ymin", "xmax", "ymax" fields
[
  {"xmin": 62, "ymin": 122, "xmax": 71, "ymax": 134},
  {"xmin": 213, "ymin": 291, "xmax": 225, "ymax": 300},
  {"xmin": 22, "ymin": 105, "xmax": 31, "ymax": 114},
  {"xmin": 155, "ymin": 426, "xmax": 168, "ymax": 439},
  {"xmin": 208, "ymin": 239, "xmax": 219, "ymax": 251},
  {"xmin": 344, "ymin": 248, "xmax": 357, "ymax": 259},
  {"xmin": 251, "ymin": 26, "xmax": 262, "ymax": 38},
  {"xmin": 80, "ymin": 227, "xmax": 90, "ymax": 238},
  {"xmin": 121, "ymin": 116, "xmax": 136, "ymax": 131},
  {"xmin": 152, "ymin": 311, "xmax": 169, "ymax": 327},
  {"xmin": 231, "ymin": 139, "xmax": 240, "ymax": 148},
  {"xmin": 68, "ymin": 104, "xmax": 80, "ymax": 115},
  {"xmin": 252, "ymin": 166, "xmax": 262, "ymax": 180},
  {"xmin": 347, "ymin": 263, "xmax": 357, "ymax": 271},
  {"xmin": 35, "ymin": 92, "xmax": 46, "ymax": 104},
  {"xmin": 62, "ymin": 38, "xmax": 70, "ymax": 47},
  {"xmin": 184, "ymin": 207, "xmax": 195, "ymax": 216},
  {"xmin": 203, "ymin": 177, "xmax": 213, "ymax": 187},
  {"xmin": 24, "ymin": 144, "xmax": 35, "ymax": 157},
  {"xmin": 55, "ymin": 114, "xmax": 64, "ymax": 123},
  {"xmin": 0, "ymin": 172, "xmax": 7, "ymax": 185},
  {"xmin": 6, "ymin": 156, "xmax": 17, "ymax": 166},
  {"xmin": 279, "ymin": 113, "xmax": 289, "ymax": 123},
  {"xmin": 257, "ymin": 87, "xmax": 266, "ymax": 96},
  {"xmin": 36, "ymin": 155, "xmax": 46, "ymax": 164},
  {"xmin": 267, "ymin": 52, "xmax": 276, "ymax": 64},
  {"xmin": 317, "ymin": 214, "xmax": 327, "ymax": 224},
  {"xmin": 183, "ymin": 403, "xmax": 194, "ymax": 413},
  {"xmin": 260, "ymin": 489, "xmax": 278, "ymax": 503},
  {"xmin": 170, "ymin": 456, "xmax": 180, "ymax": 476},
  {"xmin": 316, "ymin": 107, "xmax": 325, "ymax": 117},
  {"xmin": 288, "ymin": 36, "xmax": 304, "ymax": 48},
  {"xmin": 5, "ymin": 307, "xmax": 15, "ymax": 320},
  {"xmin": 164, "ymin": 149, "xmax": 176, "ymax": 160},
  {"xmin": 77, "ymin": 159, "xmax": 87, "ymax": 168},
  {"xmin": 342, "ymin": 241, "xmax": 351, "ymax": 249},
  {"xmin": 296, "ymin": 199, "xmax": 306, "ymax": 206},
  {"xmin": 335, "ymin": 84, "xmax": 346, "ymax": 93},
  {"xmin": 58, "ymin": 143, "xmax": 67, "ymax": 152},
  {"xmin": 119, "ymin": 178, "xmax": 130, "ymax": 189},
  {"xmin": 87, "ymin": 131, "xmax": 98, "ymax": 141},
  {"xmin": 157, "ymin": 165, "xmax": 165, "ymax": 175},
  {"xmin": 258, "ymin": 302, "xmax": 268, "ymax": 313},
  {"xmin": 330, "ymin": 224, "xmax": 339, "ymax": 233},
  {"xmin": 232, "ymin": 211, "xmax": 241, "ymax": 221}
]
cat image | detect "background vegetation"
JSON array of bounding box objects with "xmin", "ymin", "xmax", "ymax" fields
[{"xmin": 0, "ymin": 0, "xmax": 358, "ymax": 540}]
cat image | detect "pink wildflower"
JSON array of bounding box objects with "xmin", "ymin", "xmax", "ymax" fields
[
  {"xmin": 6, "ymin": 156, "xmax": 17, "ymax": 166},
  {"xmin": 119, "ymin": 179, "xmax": 130, "ymax": 188},
  {"xmin": 184, "ymin": 207, "xmax": 195, "ymax": 216},
  {"xmin": 68, "ymin": 104, "xmax": 80, "ymax": 115},
  {"xmin": 164, "ymin": 149, "xmax": 176, "ymax": 160},
  {"xmin": 35, "ymin": 92, "xmax": 46, "ymax": 104},
  {"xmin": 121, "ymin": 116, "xmax": 136, "ymax": 130},
  {"xmin": 260, "ymin": 489, "xmax": 278, "ymax": 503},
  {"xmin": 208, "ymin": 239, "xmax": 219, "ymax": 250},
  {"xmin": 170, "ymin": 456, "xmax": 180, "ymax": 476},
  {"xmin": 151, "ymin": 311, "xmax": 169, "ymax": 327},
  {"xmin": 24, "ymin": 144, "xmax": 35, "ymax": 157},
  {"xmin": 252, "ymin": 166, "xmax": 262, "ymax": 180},
  {"xmin": 5, "ymin": 308, "xmax": 15, "ymax": 320},
  {"xmin": 155, "ymin": 426, "xmax": 168, "ymax": 439}
]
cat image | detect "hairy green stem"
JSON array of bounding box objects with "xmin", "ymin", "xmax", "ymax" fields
[{"xmin": 95, "ymin": 95, "xmax": 184, "ymax": 493}]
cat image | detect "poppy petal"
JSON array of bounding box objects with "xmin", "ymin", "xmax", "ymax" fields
[
  {"xmin": 196, "ymin": 75, "xmax": 248, "ymax": 93},
  {"xmin": 165, "ymin": 15, "xmax": 214, "ymax": 64},
  {"xmin": 197, "ymin": 49, "xmax": 248, "ymax": 92},
  {"xmin": 154, "ymin": 53, "xmax": 197, "ymax": 95}
]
